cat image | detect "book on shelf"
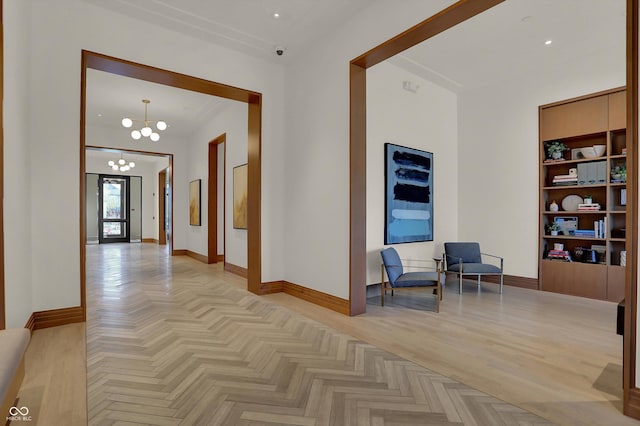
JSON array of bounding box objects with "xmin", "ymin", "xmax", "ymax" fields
[
  {"xmin": 547, "ymin": 249, "xmax": 572, "ymax": 261},
  {"xmin": 578, "ymin": 203, "xmax": 601, "ymax": 211},
  {"xmin": 574, "ymin": 230, "xmax": 596, "ymax": 238}
]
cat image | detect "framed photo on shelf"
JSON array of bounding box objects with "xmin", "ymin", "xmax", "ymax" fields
[{"xmin": 553, "ymin": 216, "xmax": 578, "ymax": 236}]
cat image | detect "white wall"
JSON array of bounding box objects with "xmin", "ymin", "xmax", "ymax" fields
[
  {"xmin": 3, "ymin": 0, "xmax": 33, "ymax": 327},
  {"xmin": 366, "ymin": 61, "xmax": 458, "ymax": 285},
  {"xmin": 8, "ymin": 0, "xmax": 286, "ymax": 315},
  {"xmin": 186, "ymin": 101, "xmax": 248, "ymax": 268},
  {"xmin": 283, "ymin": 0, "xmax": 456, "ymax": 298},
  {"xmin": 457, "ymin": 53, "xmax": 625, "ymax": 278}
]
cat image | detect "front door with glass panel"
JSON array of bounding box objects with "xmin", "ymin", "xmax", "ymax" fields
[{"xmin": 99, "ymin": 175, "xmax": 130, "ymax": 243}]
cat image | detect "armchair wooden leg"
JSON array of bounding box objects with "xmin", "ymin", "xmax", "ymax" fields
[
  {"xmin": 459, "ymin": 274, "xmax": 463, "ymax": 294},
  {"xmin": 477, "ymin": 275, "xmax": 481, "ymax": 290},
  {"xmin": 436, "ymin": 284, "xmax": 440, "ymax": 313},
  {"xmin": 500, "ymin": 273, "xmax": 504, "ymax": 294}
]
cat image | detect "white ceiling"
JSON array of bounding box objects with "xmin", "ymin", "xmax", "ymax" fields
[
  {"xmin": 82, "ymin": 0, "xmax": 375, "ymax": 61},
  {"xmin": 84, "ymin": 0, "xmax": 626, "ymax": 164},
  {"xmin": 394, "ymin": 0, "xmax": 626, "ymax": 92}
]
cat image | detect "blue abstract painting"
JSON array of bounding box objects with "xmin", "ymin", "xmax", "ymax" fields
[{"xmin": 385, "ymin": 143, "xmax": 433, "ymax": 244}]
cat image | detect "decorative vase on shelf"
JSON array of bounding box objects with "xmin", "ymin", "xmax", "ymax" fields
[
  {"xmin": 550, "ymin": 200, "xmax": 558, "ymax": 212},
  {"xmin": 584, "ymin": 197, "xmax": 592, "ymax": 204},
  {"xmin": 551, "ymin": 152, "xmax": 562, "ymax": 160},
  {"xmin": 551, "ymin": 230, "xmax": 559, "ymax": 236}
]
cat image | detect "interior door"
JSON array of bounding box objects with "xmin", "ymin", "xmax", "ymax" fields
[{"xmin": 98, "ymin": 175, "xmax": 130, "ymax": 244}]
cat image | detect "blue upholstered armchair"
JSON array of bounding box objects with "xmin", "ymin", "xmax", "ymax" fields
[
  {"xmin": 380, "ymin": 247, "xmax": 444, "ymax": 312},
  {"xmin": 443, "ymin": 242, "xmax": 503, "ymax": 294}
]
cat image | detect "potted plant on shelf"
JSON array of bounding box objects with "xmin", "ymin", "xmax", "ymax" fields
[
  {"xmin": 583, "ymin": 195, "xmax": 593, "ymax": 204},
  {"xmin": 611, "ymin": 164, "xmax": 627, "ymax": 182},
  {"xmin": 547, "ymin": 141, "xmax": 568, "ymax": 160},
  {"xmin": 548, "ymin": 222, "xmax": 561, "ymax": 236}
]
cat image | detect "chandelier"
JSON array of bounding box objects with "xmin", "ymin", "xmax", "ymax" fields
[
  {"xmin": 107, "ymin": 154, "xmax": 136, "ymax": 172},
  {"xmin": 121, "ymin": 99, "xmax": 167, "ymax": 142}
]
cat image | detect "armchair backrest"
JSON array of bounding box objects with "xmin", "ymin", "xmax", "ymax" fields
[
  {"xmin": 381, "ymin": 247, "xmax": 403, "ymax": 285},
  {"xmin": 444, "ymin": 242, "xmax": 482, "ymax": 267}
]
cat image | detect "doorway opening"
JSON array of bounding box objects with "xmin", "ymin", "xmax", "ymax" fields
[
  {"xmin": 208, "ymin": 134, "xmax": 226, "ymax": 264},
  {"xmin": 98, "ymin": 175, "xmax": 130, "ymax": 244}
]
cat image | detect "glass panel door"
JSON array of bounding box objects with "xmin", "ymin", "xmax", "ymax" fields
[{"xmin": 99, "ymin": 175, "xmax": 130, "ymax": 243}]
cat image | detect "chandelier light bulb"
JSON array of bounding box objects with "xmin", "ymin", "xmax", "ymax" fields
[
  {"xmin": 118, "ymin": 158, "xmax": 126, "ymax": 165},
  {"xmin": 129, "ymin": 162, "xmax": 135, "ymax": 168},
  {"xmin": 156, "ymin": 121, "xmax": 167, "ymax": 131},
  {"xmin": 121, "ymin": 118, "xmax": 133, "ymax": 128},
  {"xmin": 112, "ymin": 165, "xmax": 119, "ymax": 171},
  {"xmin": 108, "ymin": 160, "xmax": 115, "ymax": 166},
  {"xmin": 150, "ymin": 133, "xmax": 160, "ymax": 142},
  {"xmin": 141, "ymin": 126, "xmax": 152, "ymax": 137},
  {"xmin": 131, "ymin": 130, "xmax": 141, "ymax": 140}
]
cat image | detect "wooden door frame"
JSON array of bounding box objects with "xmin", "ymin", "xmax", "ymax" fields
[
  {"xmin": 348, "ymin": 0, "xmax": 639, "ymax": 418},
  {"xmin": 80, "ymin": 50, "xmax": 263, "ymax": 321},
  {"xmin": 208, "ymin": 134, "xmax": 226, "ymax": 264},
  {"xmin": 158, "ymin": 169, "xmax": 167, "ymax": 245}
]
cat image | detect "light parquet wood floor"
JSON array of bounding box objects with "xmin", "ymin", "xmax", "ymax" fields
[
  {"xmin": 13, "ymin": 242, "xmax": 639, "ymax": 425},
  {"xmin": 85, "ymin": 244, "xmax": 552, "ymax": 425}
]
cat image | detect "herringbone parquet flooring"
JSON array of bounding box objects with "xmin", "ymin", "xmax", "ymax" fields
[{"xmin": 86, "ymin": 243, "xmax": 552, "ymax": 425}]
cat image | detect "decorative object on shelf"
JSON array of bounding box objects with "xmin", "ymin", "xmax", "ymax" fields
[
  {"xmin": 621, "ymin": 250, "xmax": 627, "ymax": 267},
  {"xmin": 611, "ymin": 164, "xmax": 627, "ymax": 183},
  {"xmin": 570, "ymin": 148, "xmax": 584, "ymax": 160},
  {"xmin": 554, "ymin": 243, "xmax": 564, "ymax": 251},
  {"xmin": 568, "ymin": 168, "xmax": 578, "ymax": 177},
  {"xmin": 548, "ymin": 222, "xmax": 560, "ymax": 236},
  {"xmin": 549, "ymin": 200, "xmax": 558, "ymax": 212},
  {"xmin": 561, "ymin": 194, "xmax": 583, "ymax": 212},
  {"xmin": 121, "ymin": 99, "xmax": 167, "ymax": 142},
  {"xmin": 107, "ymin": 154, "xmax": 136, "ymax": 172},
  {"xmin": 621, "ymin": 188, "xmax": 627, "ymax": 205},
  {"xmin": 583, "ymin": 195, "xmax": 592, "ymax": 204},
  {"xmin": 579, "ymin": 145, "xmax": 606, "ymax": 158},
  {"xmin": 189, "ymin": 179, "xmax": 201, "ymax": 226},
  {"xmin": 233, "ymin": 164, "xmax": 248, "ymax": 229},
  {"xmin": 546, "ymin": 140, "xmax": 568, "ymax": 160},
  {"xmin": 384, "ymin": 143, "xmax": 433, "ymax": 244}
]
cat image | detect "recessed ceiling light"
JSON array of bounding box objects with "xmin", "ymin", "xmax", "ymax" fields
[
  {"xmin": 97, "ymin": 113, "xmax": 102, "ymax": 117},
  {"xmin": 273, "ymin": 12, "xmax": 280, "ymax": 18},
  {"xmin": 545, "ymin": 40, "xmax": 552, "ymax": 45}
]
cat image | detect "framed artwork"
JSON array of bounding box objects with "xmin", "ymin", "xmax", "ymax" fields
[
  {"xmin": 384, "ymin": 143, "xmax": 433, "ymax": 244},
  {"xmin": 233, "ymin": 164, "xmax": 248, "ymax": 229},
  {"xmin": 189, "ymin": 179, "xmax": 201, "ymax": 226}
]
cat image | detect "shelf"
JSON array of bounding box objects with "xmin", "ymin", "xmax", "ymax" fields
[
  {"xmin": 539, "ymin": 88, "xmax": 627, "ymax": 301},
  {"xmin": 543, "ymin": 157, "xmax": 607, "ymax": 166},
  {"xmin": 543, "ymin": 210, "xmax": 607, "ymax": 214},
  {"xmin": 543, "ymin": 235, "xmax": 606, "ymax": 241},
  {"xmin": 543, "ymin": 184, "xmax": 606, "ymax": 190}
]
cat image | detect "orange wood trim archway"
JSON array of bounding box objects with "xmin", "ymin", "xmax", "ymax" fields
[{"xmin": 80, "ymin": 51, "xmax": 263, "ymax": 318}]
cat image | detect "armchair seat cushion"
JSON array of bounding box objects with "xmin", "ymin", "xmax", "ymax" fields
[
  {"xmin": 393, "ymin": 271, "xmax": 444, "ymax": 288},
  {"xmin": 448, "ymin": 263, "xmax": 501, "ymax": 274}
]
